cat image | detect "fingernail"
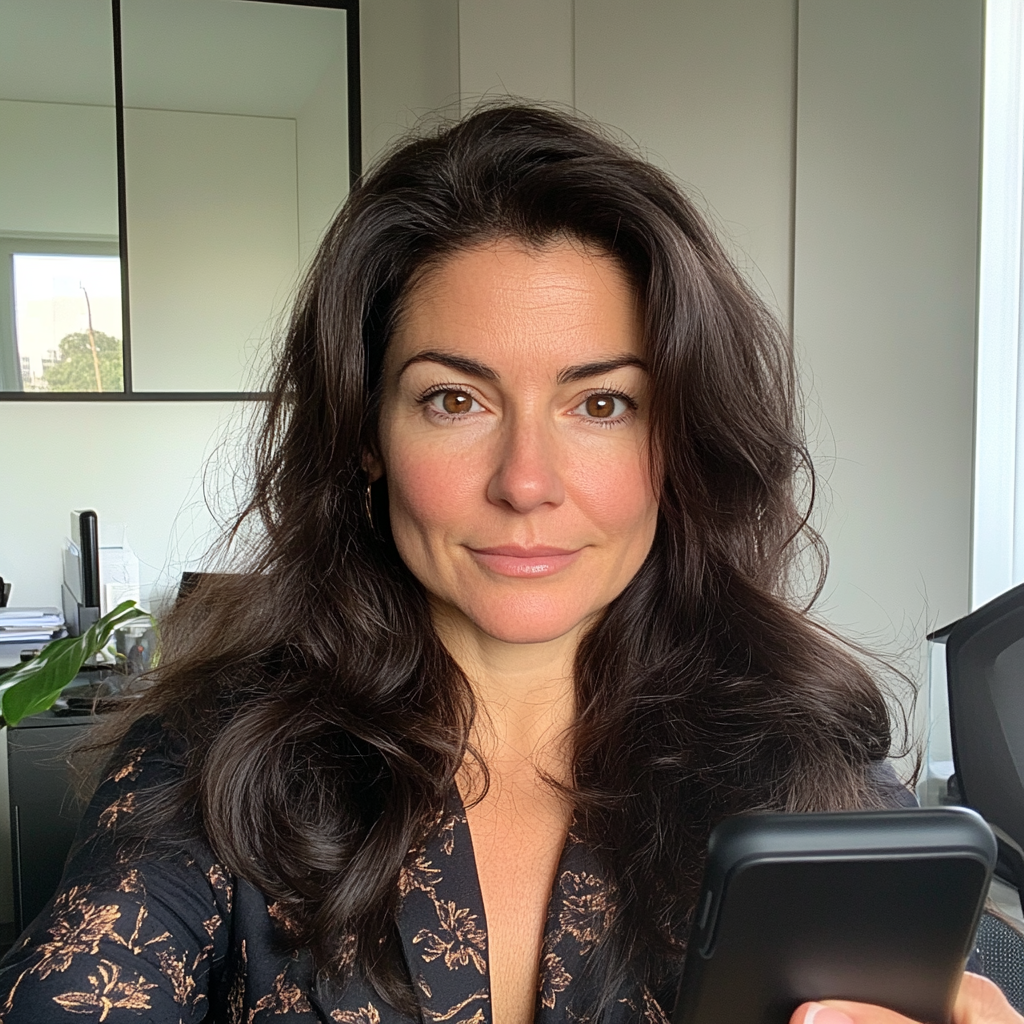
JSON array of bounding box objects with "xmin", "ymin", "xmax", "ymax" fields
[{"xmin": 804, "ymin": 1004, "xmax": 855, "ymax": 1024}]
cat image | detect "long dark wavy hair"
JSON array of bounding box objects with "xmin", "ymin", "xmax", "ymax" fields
[{"xmin": 100, "ymin": 104, "xmax": 897, "ymax": 1016}]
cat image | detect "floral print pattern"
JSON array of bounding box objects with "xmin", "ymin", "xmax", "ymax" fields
[
  {"xmin": 557, "ymin": 871, "xmax": 613, "ymax": 955},
  {"xmin": 533, "ymin": 836, "xmax": 621, "ymax": 1019},
  {"xmin": 413, "ymin": 901, "xmax": 487, "ymax": 974},
  {"xmin": 51, "ymin": 959, "xmax": 157, "ymax": 1020},
  {"xmin": 332, "ymin": 1004, "xmax": 382, "ymax": 1024}
]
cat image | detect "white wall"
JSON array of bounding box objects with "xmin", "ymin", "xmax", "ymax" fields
[
  {"xmin": 361, "ymin": 0, "xmax": 460, "ymax": 165},
  {"xmin": 576, "ymin": 0, "xmax": 795, "ymax": 323},
  {"xmin": 793, "ymin": 0, "xmax": 982, "ymax": 659},
  {"xmin": 0, "ymin": 401, "xmax": 236, "ymax": 610},
  {"xmin": 459, "ymin": 0, "xmax": 574, "ymax": 110},
  {"xmin": 454, "ymin": 0, "xmax": 795, "ymax": 323},
  {"xmin": 455, "ymin": 0, "xmax": 982, "ymax": 694}
]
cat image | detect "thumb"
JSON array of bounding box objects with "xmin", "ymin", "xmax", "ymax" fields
[
  {"xmin": 792, "ymin": 1005, "xmax": 856, "ymax": 1024},
  {"xmin": 792, "ymin": 1001, "xmax": 918, "ymax": 1024}
]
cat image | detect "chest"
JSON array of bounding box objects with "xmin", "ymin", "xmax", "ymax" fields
[{"xmin": 464, "ymin": 779, "xmax": 572, "ymax": 1024}]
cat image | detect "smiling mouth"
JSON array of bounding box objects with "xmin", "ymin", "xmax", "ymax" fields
[{"xmin": 467, "ymin": 546, "xmax": 583, "ymax": 577}]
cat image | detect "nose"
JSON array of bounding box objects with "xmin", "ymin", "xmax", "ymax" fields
[{"xmin": 486, "ymin": 410, "xmax": 566, "ymax": 513}]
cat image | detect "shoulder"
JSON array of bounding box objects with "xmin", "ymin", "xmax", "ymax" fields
[
  {"xmin": 0, "ymin": 717, "xmax": 248, "ymax": 1021},
  {"xmin": 67, "ymin": 713, "xmax": 234, "ymax": 924},
  {"xmin": 69, "ymin": 715, "xmax": 191, "ymax": 851},
  {"xmin": 0, "ymin": 720, "xmax": 234, "ymax": 1022},
  {"xmin": 866, "ymin": 759, "xmax": 918, "ymax": 808}
]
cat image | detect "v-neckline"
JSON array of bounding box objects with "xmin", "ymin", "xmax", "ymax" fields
[{"xmin": 395, "ymin": 789, "xmax": 653, "ymax": 1024}]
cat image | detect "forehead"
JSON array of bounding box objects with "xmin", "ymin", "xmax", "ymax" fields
[{"xmin": 387, "ymin": 238, "xmax": 643, "ymax": 372}]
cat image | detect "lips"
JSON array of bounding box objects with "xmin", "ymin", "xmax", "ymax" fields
[{"xmin": 468, "ymin": 545, "xmax": 583, "ymax": 577}]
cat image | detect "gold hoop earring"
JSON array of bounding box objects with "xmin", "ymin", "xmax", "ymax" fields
[{"xmin": 364, "ymin": 482, "xmax": 375, "ymax": 531}]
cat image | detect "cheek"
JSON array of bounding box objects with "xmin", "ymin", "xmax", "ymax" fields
[
  {"xmin": 385, "ymin": 444, "xmax": 482, "ymax": 537},
  {"xmin": 570, "ymin": 445, "xmax": 658, "ymax": 540}
]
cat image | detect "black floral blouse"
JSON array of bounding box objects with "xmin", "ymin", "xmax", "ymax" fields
[{"xmin": 0, "ymin": 721, "xmax": 672, "ymax": 1024}]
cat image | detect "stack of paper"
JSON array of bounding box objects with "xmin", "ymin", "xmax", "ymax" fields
[{"xmin": 0, "ymin": 607, "xmax": 67, "ymax": 644}]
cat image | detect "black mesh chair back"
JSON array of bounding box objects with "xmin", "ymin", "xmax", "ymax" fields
[
  {"xmin": 931, "ymin": 581, "xmax": 1024, "ymax": 890},
  {"xmin": 974, "ymin": 912, "xmax": 1024, "ymax": 1012}
]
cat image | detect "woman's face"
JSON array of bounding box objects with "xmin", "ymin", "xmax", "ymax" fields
[{"xmin": 376, "ymin": 238, "xmax": 658, "ymax": 647}]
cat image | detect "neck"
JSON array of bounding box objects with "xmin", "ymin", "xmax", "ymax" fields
[{"xmin": 432, "ymin": 605, "xmax": 583, "ymax": 788}]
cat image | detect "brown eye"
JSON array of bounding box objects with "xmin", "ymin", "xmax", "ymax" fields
[
  {"xmin": 440, "ymin": 390, "xmax": 474, "ymax": 414},
  {"xmin": 585, "ymin": 394, "xmax": 617, "ymax": 418}
]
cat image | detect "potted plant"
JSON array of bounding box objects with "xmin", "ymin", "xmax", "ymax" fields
[{"xmin": 0, "ymin": 601, "xmax": 150, "ymax": 727}]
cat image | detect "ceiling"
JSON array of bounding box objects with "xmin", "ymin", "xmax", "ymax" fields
[{"xmin": 0, "ymin": 0, "xmax": 349, "ymax": 118}]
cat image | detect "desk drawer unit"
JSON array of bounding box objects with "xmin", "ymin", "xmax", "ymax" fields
[{"xmin": 8, "ymin": 714, "xmax": 94, "ymax": 934}]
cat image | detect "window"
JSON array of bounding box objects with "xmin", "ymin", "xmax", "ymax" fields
[
  {"xmin": 923, "ymin": 0, "xmax": 1024, "ymax": 804},
  {"xmin": 1, "ymin": 241, "xmax": 122, "ymax": 392},
  {"xmin": 972, "ymin": 0, "xmax": 1024, "ymax": 608},
  {"xmin": 0, "ymin": 238, "xmax": 121, "ymax": 392}
]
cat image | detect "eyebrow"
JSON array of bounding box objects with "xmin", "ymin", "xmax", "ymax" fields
[
  {"xmin": 555, "ymin": 356, "xmax": 647, "ymax": 385},
  {"xmin": 397, "ymin": 351, "xmax": 499, "ymax": 382},
  {"xmin": 396, "ymin": 350, "xmax": 648, "ymax": 385}
]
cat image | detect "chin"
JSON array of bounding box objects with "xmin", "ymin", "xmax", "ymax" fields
[
  {"xmin": 483, "ymin": 624, "xmax": 581, "ymax": 645},
  {"xmin": 467, "ymin": 596, "xmax": 600, "ymax": 645}
]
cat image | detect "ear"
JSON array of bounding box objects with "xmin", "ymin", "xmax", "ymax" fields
[{"xmin": 362, "ymin": 450, "xmax": 384, "ymax": 484}]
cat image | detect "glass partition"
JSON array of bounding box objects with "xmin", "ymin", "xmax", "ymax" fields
[{"xmin": 0, "ymin": 0, "xmax": 360, "ymax": 398}]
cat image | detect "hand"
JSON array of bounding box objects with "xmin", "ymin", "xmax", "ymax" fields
[{"xmin": 790, "ymin": 973, "xmax": 1024, "ymax": 1024}]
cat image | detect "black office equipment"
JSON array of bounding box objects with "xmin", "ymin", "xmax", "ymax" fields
[
  {"xmin": 177, "ymin": 570, "xmax": 210, "ymax": 602},
  {"xmin": 673, "ymin": 807, "xmax": 995, "ymax": 1024},
  {"xmin": 929, "ymin": 581, "xmax": 1024, "ymax": 896},
  {"xmin": 71, "ymin": 511, "xmax": 100, "ymax": 609},
  {"xmin": 61, "ymin": 510, "xmax": 101, "ymax": 636}
]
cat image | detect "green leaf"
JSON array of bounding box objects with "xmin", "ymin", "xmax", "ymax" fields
[{"xmin": 0, "ymin": 601, "xmax": 148, "ymax": 728}]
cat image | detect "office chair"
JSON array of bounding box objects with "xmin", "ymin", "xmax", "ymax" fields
[
  {"xmin": 974, "ymin": 912, "xmax": 1024, "ymax": 1010},
  {"xmin": 922, "ymin": 586, "xmax": 1024, "ymax": 1011},
  {"xmin": 929, "ymin": 581, "xmax": 1024, "ymax": 897}
]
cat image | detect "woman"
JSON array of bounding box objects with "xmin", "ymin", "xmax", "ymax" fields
[{"xmin": 0, "ymin": 105, "xmax": 1017, "ymax": 1024}]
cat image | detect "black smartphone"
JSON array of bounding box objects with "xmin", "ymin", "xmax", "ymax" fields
[{"xmin": 673, "ymin": 807, "xmax": 997, "ymax": 1024}]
